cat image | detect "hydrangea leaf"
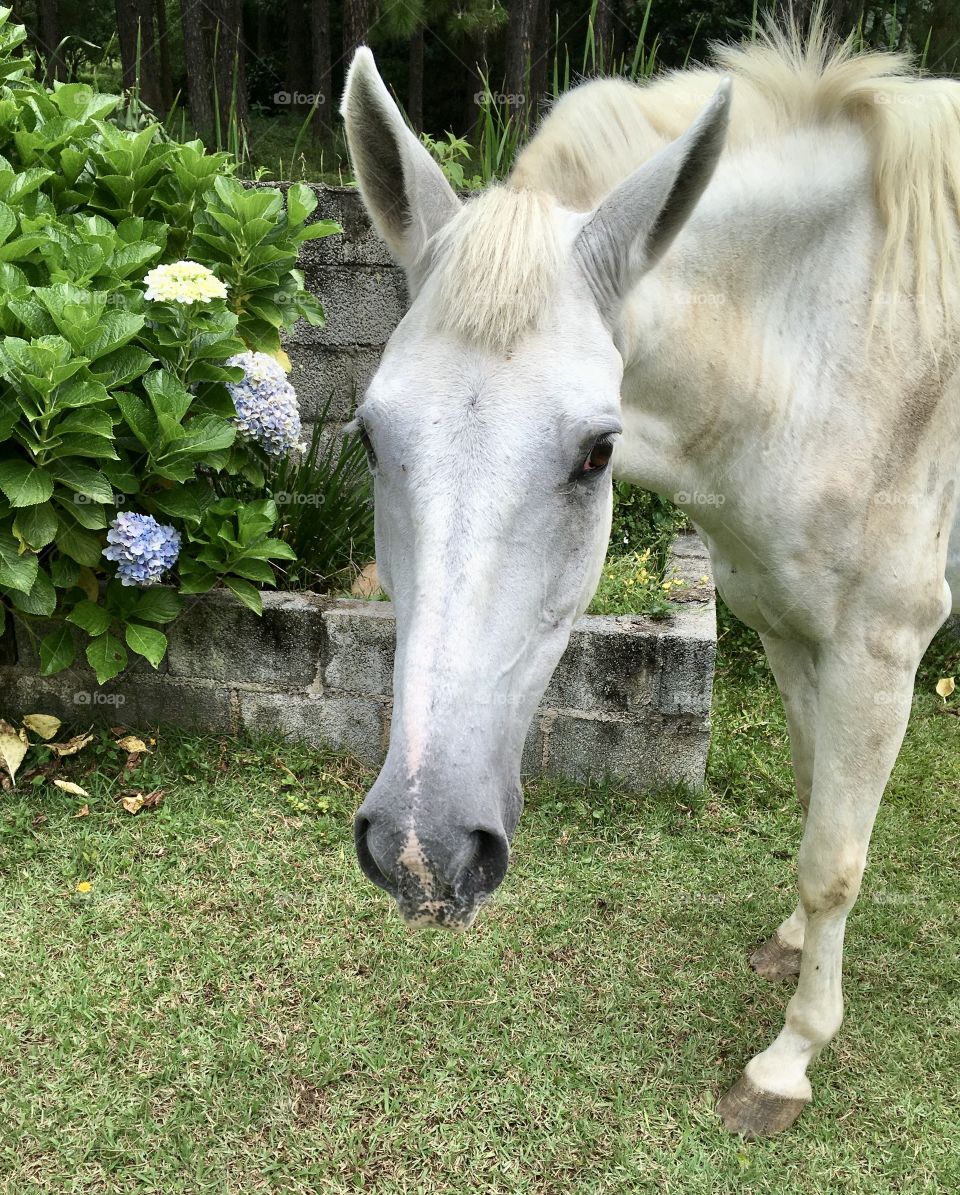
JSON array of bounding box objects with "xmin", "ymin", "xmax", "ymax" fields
[
  {"xmin": 124, "ymin": 623, "xmax": 167, "ymax": 669},
  {"xmin": 85, "ymin": 631, "xmax": 127, "ymax": 684},
  {"xmin": 0, "ymin": 459, "xmax": 54, "ymax": 507}
]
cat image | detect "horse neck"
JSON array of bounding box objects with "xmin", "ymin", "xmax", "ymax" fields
[{"xmin": 612, "ymin": 127, "xmax": 884, "ymax": 506}]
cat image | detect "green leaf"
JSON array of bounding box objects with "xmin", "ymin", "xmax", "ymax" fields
[
  {"xmin": 164, "ymin": 414, "xmax": 235, "ymax": 458},
  {"xmin": 67, "ymin": 598, "xmax": 112, "ymax": 636},
  {"xmin": 50, "ymin": 554, "xmax": 80, "ymax": 589},
  {"xmin": 63, "ymin": 498, "xmax": 108, "ymax": 530},
  {"xmin": 228, "ymin": 557, "xmax": 277, "ymax": 584},
  {"xmin": 149, "ymin": 484, "xmax": 209, "ymax": 523},
  {"xmin": 0, "ymin": 529, "xmax": 39, "ymax": 592},
  {"xmin": 299, "ymin": 219, "xmax": 341, "ymax": 242},
  {"xmin": 55, "ymin": 377, "xmax": 111, "ymax": 408},
  {"xmin": 49, "ymin": 461, "xmax": 114, "ymax": 502},
  {"xmin": 133, "ymin": 587, "xmax": 181, "ymax": 624},
  {"xmin": 223, "ymin": 575, "xmax": 262, "ymax": 614},
  {"xmin": 7, "ymin": 566, "xmax": 56, "ymax": 615},
  {"xmin": 115, "ymin": 389, "xmax": 157, "ymax": 450},
  {"xmin": 286, "ymin": 182, "xmax": 318, "ymax": 226},
  {"xmin": 86, "ymin": 632, "xmax": 127, "ymax": 684},
  {"xmin": 0, "ymin": 201, "xmax": 16, "ymax": 245},
  {"xmin": 0, "ymin": 458, "xmax": 54, "ymax": 507},
  {"xmin": 56, "ymin": 407, "xmax": 115, "ymax": 439},
  {"xmin": 56, "ymin": 523, "xmax": 102, "ymax": 567},
  {"xmin": 124, "ymin": 623, "xmax": 167, "ymax": 668},
  {"xmin": 12, "ymin": 501, "xmax": 58, "ymax": 549},
  {"xmin": 143, "ymin": 369, "xmax": 192, "ymax": 424},
  {"xmin": 39, "ymin": 625, "xmax": 75, "ymax": 675}
]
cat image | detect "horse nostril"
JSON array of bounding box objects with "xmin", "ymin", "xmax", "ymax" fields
[
  {"xmin": 455, "ymin": 828, "xmax": 510, "ymax": 901},
  {"xmin": 354, "ymin": 816, "xmax": 397, "ymax": 894}
]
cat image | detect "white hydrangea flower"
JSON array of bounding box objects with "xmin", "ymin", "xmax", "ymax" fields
[{"xmin": 143, "ymin": 260, "xmax": 228, "ymax": 305}]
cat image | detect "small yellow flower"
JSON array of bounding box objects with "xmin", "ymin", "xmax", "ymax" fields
[
  {"xmin": 76, "ymin": 881, "xmax": 92, "ymax": 894},
  {"xmin": 144, "ymin": 260, "xmax": 227, "ymax": 305}
]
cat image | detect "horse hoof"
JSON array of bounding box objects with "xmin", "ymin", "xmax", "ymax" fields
[
  {"xmin": 750, "ymin": 933, "xmax": 802, "ymax": 981},
  {"xmin": 716, "ymin": 1073, "xmax": 808, "ymax": 1138}
]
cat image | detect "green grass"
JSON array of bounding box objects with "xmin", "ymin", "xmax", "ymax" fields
[{"xmin": 0, "ymin": 617, "xmax": 958, "ymax": 1191}]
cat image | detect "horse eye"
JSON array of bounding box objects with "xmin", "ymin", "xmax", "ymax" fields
[
  {"xmin": 358, "ymin": 426, "xmax": 377, "ymax": 467},
  {"xmin": 582, "ymin": 435, "xmax": 614, "ymax": 474}
]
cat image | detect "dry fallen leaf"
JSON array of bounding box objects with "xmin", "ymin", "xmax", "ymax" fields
[
  {"xmin": 116, "ymin": 735, "xmax": 150, "ymax": 754},
  {"xmin": 74, "ymin": 804, "xmax": 90, "ymax": 818},
  {"xmin": 22, "ymin": 714, "xmax": 62, "ymax": 740},
  {"xmin": 0, "ymin": 719, "xmax": 29, "ymax": 785},
  {"xmin": 49, "ymin": 732, "xmax": 94, "ymax": 757},
  {"xmin": 54, "ymin": 779, "xmax": 90, "ymax": 798},
  {"xmin": 118, "ymin": 788, "xmax": 165, "ymax": 814},
  {"xmin": 31, "ymin": 812, "xmax": 48, "ymax": 828},
  {"xmin": 936, "ymin": 677, "xmax": 956, "ymax": 700}
]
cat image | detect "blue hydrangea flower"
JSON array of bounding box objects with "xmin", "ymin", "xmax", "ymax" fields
[
  {"xmin": 103, "ymin": 513, "xmax": 181, "ymax": 587},
  {"xmin": 226, "ymin": 350, "xmax": 305, "ymax": 456}
]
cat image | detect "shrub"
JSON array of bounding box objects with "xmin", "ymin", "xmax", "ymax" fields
[{"xmin": 0, "ymin": 9, "xmax": 338, "ymax": 683}]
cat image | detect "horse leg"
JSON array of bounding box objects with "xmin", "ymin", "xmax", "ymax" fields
[
  {"xmin": 717, "ymin": 623, "xmax": 927, "ymax": 1137},
  {"xmin": 749, "ymin": 633, "xmax": 817, "ymax": 981}
]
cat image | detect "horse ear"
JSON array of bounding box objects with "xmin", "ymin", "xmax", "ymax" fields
[
  {"xmin": 574, "ymin": 79, "xmax": 731, "ymax": 320},
  {"xmin": 341, "ymin": 48, "xmax": 461, "ymax": 282}
]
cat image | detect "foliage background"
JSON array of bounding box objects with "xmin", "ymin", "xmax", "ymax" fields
[{"xmin": 12, "ymin": 2, "xmax": 960, "ymax": 179}]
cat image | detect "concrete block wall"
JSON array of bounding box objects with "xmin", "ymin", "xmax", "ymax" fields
[
  {"xmin": 280, "ymin": 186, "xmax": 407, "ymax": 440},
  {"xmin": 0, "ymin": 536, "xmax": 717, "ymax": 792}
]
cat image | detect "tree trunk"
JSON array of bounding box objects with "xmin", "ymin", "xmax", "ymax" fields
[
  {"xmin": 592, "ymin": 0, "xmax": 613, "ymax": 72},
  {"xmin": 343, "ymin": 0, "xmax": 370, "ymax": 64},
  {"xmin": 115, "ymin": 0, "xmax": 162, "ymax": 111},
  {"xmin": 505, "ymin": 0, "xmax": 540, "ymax": 113},
  {"xmin": 155, "ymin": 0, "xmax": 173, "ymax": 112},
  {"xmin": 309, "ymin": 0, "xmax": 333, "ymax": 140},
  {"xmin": 210, "ymin": 0, "xmax": 249, "ymax": 137},
  {"xmin": 530, "ymin": 0, "xmax": 551, "ymax": 116},
  {"xmin": 408, "ymin": 23, "xmax": 424, "ymax": 131},
  {"xmin": 37, "ymin": 0, "xmax": 65, "ymax": 82},
  {"xmin": 179, "ymin": 0, "xmax": 214, "ymax": 136},
  {"xmin": 286, "ymin": 0, "xmax": 312, "ymax": 111}
]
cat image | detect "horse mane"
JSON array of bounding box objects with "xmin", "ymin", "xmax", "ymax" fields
[{"xmin": 432, "ymin": 18, "xmax": 960, "ymax": 352}]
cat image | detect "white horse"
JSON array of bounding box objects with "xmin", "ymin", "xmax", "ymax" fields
[{"xmin": 340, "ymin": 24, "xmax": 960, "ymax": 1137}]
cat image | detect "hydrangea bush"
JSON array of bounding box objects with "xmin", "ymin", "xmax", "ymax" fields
[{"xmin": 0, "ymin": 10, "xmax": 340, "ymax": 683}]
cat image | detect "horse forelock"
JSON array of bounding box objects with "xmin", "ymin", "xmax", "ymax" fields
[{"xmin": 426, "ymin": 185, "xmax": 567, "ymax": 353}]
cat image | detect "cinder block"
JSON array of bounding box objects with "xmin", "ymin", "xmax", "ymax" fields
[
  {"xmin": 544, "ymin": 618, "xmax": 660, "ymax": 714},
  {"xmin": 0, "ymin": 666, "xmax": 235, "ymax": 732},
  {"xmin": 288, "ymin": 343, "xmax": 384, "ymax": 421},
  {"xmin": 303, "ymin": 186, "xmax": 395, "ymax": 267},
  {"xmin": 323, "ymin": 601, "xmax": 395, "ymax": 695},
  {"xmin": 165, "ymin": 589, "xmax": 328, "ymax": 689},
  {"xmin": 543, "ymin": 711, "xmax": 710, "ymax": 791},
  {"xmin": 237, "ymin": 688, "xmax": 386, "ymax": 765},
  {"xmin": 291, "ymin": 265, "xmax": 407, "ymax": 348}
]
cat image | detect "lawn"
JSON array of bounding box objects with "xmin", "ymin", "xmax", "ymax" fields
[{"xmin": 0, "ymin": 613, "xmax": 957, "ymax": 1193}]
